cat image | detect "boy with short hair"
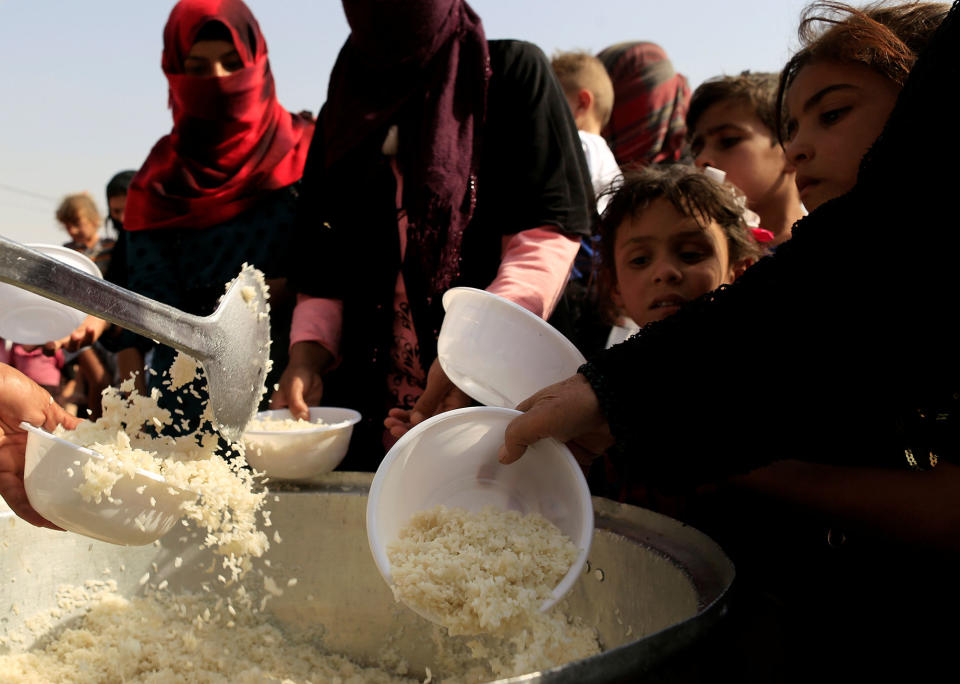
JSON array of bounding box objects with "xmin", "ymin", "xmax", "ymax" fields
[
  {"xmin": 686, "ymin": 72, "xmax": 805, "ymax": 247},
  {"xmin": 54, "ymin": 193, "xmax": 115, "ymax": 417},
  {"xmin": 551, "ymin": 51, "xmax": 621, "ymax": 215}
]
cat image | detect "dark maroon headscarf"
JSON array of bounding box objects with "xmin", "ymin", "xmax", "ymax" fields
[
  {"xmin": 125, "ymin": 0, "xmax": 314, "ymax": 231},
  {"xmin": 324, "ymin": 0, "xmax": 491, "ymax": 294}
]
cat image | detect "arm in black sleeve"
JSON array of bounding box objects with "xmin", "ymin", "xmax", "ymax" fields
[
  {"xmin": 581, "ymin": 3, "xmax": 960, "ymax": 489},
  {"xmin": 480, "ymin": 41, "xmax": 594, "ymax": 240}
]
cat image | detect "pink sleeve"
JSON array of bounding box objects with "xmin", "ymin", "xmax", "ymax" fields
[
  {"xmin": 485, "ymin": 226, "xmax": 581, "ymax": 319},
  {"xmin": 289, "ymin": 294, "xmax": 344, "ymax": 359}
]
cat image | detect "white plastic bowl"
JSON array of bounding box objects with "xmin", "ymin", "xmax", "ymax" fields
[
  {"xmin": 437, "ymin": 287, "xmax": 587, "ymax": 408},
  {"xmin": 366, "ymin": 406, "xmax": 594, "ymax": 623},
  {"xmin": 0, "ymin": 243, "xmax": 102, "ymax": 345},
  {"xmin": 21, "ymin": 423, "xmax": 198, "ymax": 546},
  {"xmin": 242, "ymin": 407, "xmax": 361, "ymax": 481}
]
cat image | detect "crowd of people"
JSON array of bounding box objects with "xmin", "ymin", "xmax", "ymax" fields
[{"xmin": 2, "ymin": 0, "xmax": 958, "ymax": 679}]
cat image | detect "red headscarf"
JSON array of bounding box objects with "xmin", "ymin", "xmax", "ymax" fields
[
  {"xmin": 323, "ymin": 0, "xmax": 491, "ymax": 295},
  {"xmin": 597, "ymin": 42, "xmax": 690, "ymax": 168},
  {"xmin": 124, "ymin": 0, "xmax": 314, "ymax": 231}
]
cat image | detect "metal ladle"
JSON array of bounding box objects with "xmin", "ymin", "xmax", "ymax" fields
[{"xmin": 0, "ymin": 236, "xmax": 270, "ymax": 442}]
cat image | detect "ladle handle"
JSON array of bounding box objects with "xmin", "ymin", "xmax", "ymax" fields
[{"xmin": 0, "ymin": 236, "xmax": 212, "ymax": 359}]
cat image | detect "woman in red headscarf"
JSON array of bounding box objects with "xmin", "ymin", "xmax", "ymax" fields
[
  {"xmin": 108, "ymin": 0, "xmax": 314, "ymax": 397},
  {"xmin": 271, "ymin": 0, "xmax": 594, "ymax": 471}
]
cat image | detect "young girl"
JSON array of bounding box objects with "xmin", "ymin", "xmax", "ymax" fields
[
  {"xmin": 596, "ymin": 164, "xmax": 761, "ymax": 333},
  {"xmin": 55, "ymin": 194, "xmax": 115, "ymax": 275},
  {"xmin": 778, "ymin": 1, "xmax": 947, "ymax": 211},
  {"xmin": 687, "ymin": 71, "xmax": 806, "ymax": 247},
  {"xmin": 55, "ymin": 194, "xmax": 114, "ymax": 417},
  {"xmin": 587, "ymin": 164, "xmax": 762, "ymax": 506}
]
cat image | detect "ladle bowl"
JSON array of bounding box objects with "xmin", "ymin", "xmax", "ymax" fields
[{"xmin": 0, "ymin": 237, "xmax": 270, "ymax": 441}]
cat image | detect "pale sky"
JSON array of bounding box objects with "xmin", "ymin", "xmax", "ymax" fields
[{"xmin": 0, "ymin": 0, "xmax": 811, "ymax": 246}]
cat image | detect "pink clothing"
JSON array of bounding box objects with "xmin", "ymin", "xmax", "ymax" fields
[
  {"xmin": 289, "ymin": 228, "xmax": 579, "ymax": 357},
  {"xmin": 289, "ymin": 151, "xmax": 579, "ymax": 431},
  {"xmin": 0, "ymin": 342, "xmax": 64, "ymax": 388},
  {"xmin": 487, "ymin": 228, "xmax": 580, "ymax": 318},
  {"xmin": 290, "ymin": 295, "xmax": 343, "ymax": 357}
]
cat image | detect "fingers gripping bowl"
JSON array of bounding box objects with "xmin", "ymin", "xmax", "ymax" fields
[{"xmin": 366, "ymin": 407, "xmax": 594, "ymax": 627}]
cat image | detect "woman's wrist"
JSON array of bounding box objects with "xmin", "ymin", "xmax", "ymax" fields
[{"xmin": 288, "ymin": 341, "xmax": 334, "ymax": 376}]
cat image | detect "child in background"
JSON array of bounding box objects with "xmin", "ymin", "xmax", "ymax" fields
[
  {"xmin": 687, "ymin": 72, "xmax": 806, "ymax": 247},
  {"xmin": 56, "ymin": 194, "xmax": 115, "ymax": 275},
  {"xmin": 551, "ymin": 51, "xmax": 621, "ymax": 215},
  {"xmin": 0, "ymin": 340, "xmax": 64, "ymax": 397},
  {"xmin": 55, "ymin": 194, "xmax": 114, "ymax": 417},
  {"xmin": 595, "ymin": 164, "xmax": 760, "ymax": 333},
  {"xmin": 550, "ymin": 51, "xmax": 623, "ymax": 343},
  {"xmin": 587, "ymin": 162, "xmax": 761, "ymax": 514}
]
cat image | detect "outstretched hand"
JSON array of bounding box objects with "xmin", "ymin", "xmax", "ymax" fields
[
  {"xmin": 498, "ymin": 373, "xmax": 615, "ymax": 466},
  {"xmin": 42, "ymin": 315, "xmax": 109, "ymax": 356},
  {"xmin": 0, "ymin": 363, "xmax": 81, "ymax": 529},
  {"xmin": 384, "ymin": 359, "xmax": 474, "ymax": 439}
]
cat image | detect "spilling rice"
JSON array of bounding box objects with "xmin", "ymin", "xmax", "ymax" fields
[
  {"xmin": 54, "ymin": 367, "xmax": 268, "ymax": 569},
  {"xmin": 387, "ymin": 506, "xmax": 580, "ymax": 637},
  {"xmin": 52, "ymin": 265, "xmax": 275, "ymax": 572}
]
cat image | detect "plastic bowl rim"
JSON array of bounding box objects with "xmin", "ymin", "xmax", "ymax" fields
[
  {"xmin": 20, "ymin": 422, "xmax": 197, "ymax": 496},
  {"xmin": 24, "ymin": 243, "xmax": 102, "ymax": 277},
  {"xmin": 441, "ymin": 286, "xmax": 587, "ymax": 364},
  {"xmin": 366, "ymin": 405, "xmax": 594, "ymax": 593},
  {"xmin": 242, "ymin": 407, "xmax": 362, "ymax": 437}
]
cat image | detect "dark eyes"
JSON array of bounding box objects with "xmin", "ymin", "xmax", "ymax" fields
[
  {"xmin": 680, "ymin": 249, "xmax": 707, "ymax": 262},
  {"xmin": 183, "ymin": 52, "xmax": 243, "ymax": 77},
  {"xmin": 222, "ymin": 55, "xmax": 244, "ymax": 72},
  {"xmin": 628, "ymin": 248, "xmax": 707, "ymax": 267},
  {"xmin": 783, "ymin": 104, "xmax": 852, "ymax": 141},
  {"xmin": 689, "ymin": 136, "xmax": 742, "ymax": 156},
  {"xmin": 819, "ymin": 106, "xmax": 851, "ymax": 126},
  {"xmin": 184, "ymin": 59, "xmax": 207, "ymax": 76}
]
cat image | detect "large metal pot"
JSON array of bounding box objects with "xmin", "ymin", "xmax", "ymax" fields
[{"xmin": 0, "ymin": 473, "xmax": 734, "ymax": 682}]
